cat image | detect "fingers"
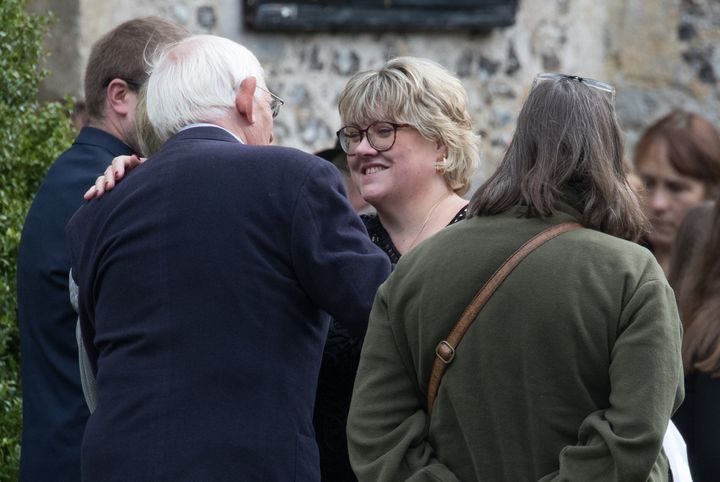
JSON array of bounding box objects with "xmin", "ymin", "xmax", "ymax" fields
[
  {"xmin": 110, "ymin": 154, "xmax": 142, "ymax": 179},
  {"xmin": 83, "ymin": 171, "xmax": 112, "ymax": 200},
  {"xmin": 103, "ymin": 164, "xmax": 116, "ymax": 190},
  {"xmin": 95, "ymin": 175, "xmax": 107, "ymax": 198},
  {"xmin": 111, "ymin": 156, "xmax": 126, "ymax": 180},
  {"xmin": 82, "ymin": 175, "xmax": 108, "ymax": 201},
  {"xmin": 82, "ymin": 154, "xmax": 146, "ymax": 201},
  {"xmin": 83, "ymin": 185, "xmax": 97, "ymax": 200},
  {"xmin": 130, "ymin": 154, "xmax": 146, "ymax": 167}
]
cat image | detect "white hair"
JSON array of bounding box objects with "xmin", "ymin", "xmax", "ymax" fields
[{"xmin": 146, "ymin": 34, "xmax": 266, "ymax": 144}]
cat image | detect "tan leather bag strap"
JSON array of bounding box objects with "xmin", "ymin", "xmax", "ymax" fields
[{"xmin": 426, "ymin": 222, "xmax": 581, "ymax": 413}]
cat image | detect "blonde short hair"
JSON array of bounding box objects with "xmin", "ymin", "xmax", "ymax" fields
[{"xmin": 338, "ymin": 57, "xmax": 480, "ymax": 194}]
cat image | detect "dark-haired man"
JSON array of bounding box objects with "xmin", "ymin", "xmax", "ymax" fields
[{"xmin": 16, "ymin": 16, "xmax": 187, "ymax": 481}]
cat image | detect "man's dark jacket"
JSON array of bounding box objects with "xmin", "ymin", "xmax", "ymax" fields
[
  {"xmin": 66, "ymin": 126, "xmax": 391, "ymax": 481},
  {"xmin": 17, "ymin": 127, "xmax": 133, "ymax": 482}
]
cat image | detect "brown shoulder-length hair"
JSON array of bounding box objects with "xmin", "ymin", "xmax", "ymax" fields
[
  {"xmin": 634, "ymin": 110, "xmax": 720, "ymax": 198},
  {"xmin": 469, "ymin": 76, "xmax": 648, "ymax": 241},
  {"xmin": 671, "ymin": 202, "xmax": 720, "ymax": 376}
]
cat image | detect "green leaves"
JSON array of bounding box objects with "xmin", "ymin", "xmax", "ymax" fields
[{"xmin": 0, "ymin": 1, "xmax": 74, "ymax": 479}]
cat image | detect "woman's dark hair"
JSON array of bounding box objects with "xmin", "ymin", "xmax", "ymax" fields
[
  {"xmin": 633, "ymin": 110, "xmax": 720, "ymax": 198},
  {"xmin": 469, "ymin": 76, "xmax": 647, "ymax": 241},
  {"xmin": 671, "ymin": 202, "xmax": 720, "ymax": 376}
]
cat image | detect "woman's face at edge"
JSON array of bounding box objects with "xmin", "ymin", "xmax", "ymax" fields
[{"xmin": 635, "ymin": 139, "xmax": 708, "ymax": 250}]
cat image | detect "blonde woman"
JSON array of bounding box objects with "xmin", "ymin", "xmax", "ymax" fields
[
  {"xmin": 335, "ymin": 57, "xmax": 479, "ymax": 263},
  {"xmin": 313, "ymin": 57, "xmax": 479, "ymax": 480}
]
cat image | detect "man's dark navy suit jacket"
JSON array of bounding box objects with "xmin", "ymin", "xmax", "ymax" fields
[
  {"xmin": 17, "ymin": 127, "xmax": 133, "ymax": 482},
  {"xmin": 67, "ymin": 126, "xmax": 391, "ymax": 481}
]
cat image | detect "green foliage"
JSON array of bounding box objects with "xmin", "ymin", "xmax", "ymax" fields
[{"xmin": 0, "ymin": 1, "xmax": 75, "ymax": 479}]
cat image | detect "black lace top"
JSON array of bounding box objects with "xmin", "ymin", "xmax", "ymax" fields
[
  {"xmin": 361, "ymin": 206, "xmax": 468, "ymax": 265},
  {"xmin": 313, "ymin": 206, "xmax": 468, "ymax": 482}
]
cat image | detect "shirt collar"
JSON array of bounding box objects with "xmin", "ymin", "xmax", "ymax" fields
[{"xmin": 180, "ymin": 123, "xmax": 245, "ymax": 144}]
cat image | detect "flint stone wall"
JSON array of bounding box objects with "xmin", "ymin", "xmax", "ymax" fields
[{"xmin": 35, "ymin": 0, "xmax": 720, "ymax": 187}]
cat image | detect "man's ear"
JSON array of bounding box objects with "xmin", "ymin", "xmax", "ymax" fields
[
  {"xmin": 236, "ymin": 76, "xmax": 257, "ymax": 125},
  {"xmin": 106, "ymin": 79, "xmax": 134, "ymax": 116}
]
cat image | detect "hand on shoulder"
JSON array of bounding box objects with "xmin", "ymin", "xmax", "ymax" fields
[{"xmin": 84, "ymin": 154, "xmax": 145, "ymax": 200}]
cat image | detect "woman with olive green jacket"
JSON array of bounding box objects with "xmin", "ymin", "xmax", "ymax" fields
[{"xmin": 347, "ymin": 74, "xmax": 684, "ymax": 482}]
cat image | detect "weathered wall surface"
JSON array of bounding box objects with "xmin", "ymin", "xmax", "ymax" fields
[
  {"xmin": 608, "ymin": 0, "xmax": 720, "ymax": 149},
  {"xmin": 34, "ymin": 0, "xmax": 720, "ymax": 186},
  {"xmin": 30, "ymin": 0, "xmax": 82, "ymax": 98}
]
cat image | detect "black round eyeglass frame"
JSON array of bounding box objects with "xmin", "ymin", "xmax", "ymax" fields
[{"xmin": 335, "ymin": 121, "xmax": 411, "ymax": 154}]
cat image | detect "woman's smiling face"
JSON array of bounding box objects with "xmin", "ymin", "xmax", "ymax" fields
[{"xmin": 345, "ymin": 122, "xmax": 445, "ymax": 208}]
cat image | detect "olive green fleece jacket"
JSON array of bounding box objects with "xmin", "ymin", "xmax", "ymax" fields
[{"xmin": 348, "ymin": 205, "xmax": 684, "ymax": 482}]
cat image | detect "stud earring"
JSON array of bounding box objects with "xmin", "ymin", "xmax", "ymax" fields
[{"xmin": 435, "ymin": 156, "xmax": 447, "ymax": 173}]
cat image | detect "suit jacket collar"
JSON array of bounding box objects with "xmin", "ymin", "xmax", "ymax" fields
[
  {"xmin": 74, "ymin": 126, "xmax": 134, "ymax": 157},
  {"xmin": 168, "ymin": 125, "xmax": 244, "ymax": 145}
]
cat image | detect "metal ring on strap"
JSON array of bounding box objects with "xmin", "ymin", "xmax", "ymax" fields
[{"xmin": 435, "ymin": 341, "xmax": 456, "ymax": 364}]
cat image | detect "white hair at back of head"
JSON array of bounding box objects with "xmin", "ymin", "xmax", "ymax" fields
[{"xmin": 146, "ymin": 34, "xmax": 266, "ymax": 144}]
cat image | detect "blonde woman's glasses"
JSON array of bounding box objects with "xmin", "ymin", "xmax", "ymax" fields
[{"xmin": 336, "ymin": 121, "xmax": 411, "ymax": 155}]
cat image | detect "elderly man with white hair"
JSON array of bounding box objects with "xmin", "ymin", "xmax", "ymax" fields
[{"xmin": 66, "ymin": 34, "xmax": 390, "ymax": 481}]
